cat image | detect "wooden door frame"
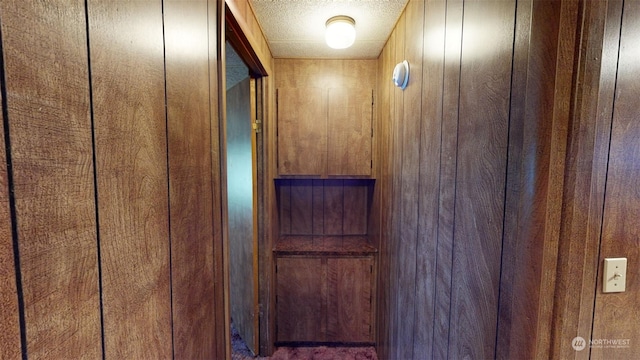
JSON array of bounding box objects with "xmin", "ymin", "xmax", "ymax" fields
[{"xmin": 221, "ymin": 2, "xmax": 270, "ymax": 356}]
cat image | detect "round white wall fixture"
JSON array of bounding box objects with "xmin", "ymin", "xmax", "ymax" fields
[{"xmin": 392, "ymin": 60, "xmax": 409, "ymax": 89}]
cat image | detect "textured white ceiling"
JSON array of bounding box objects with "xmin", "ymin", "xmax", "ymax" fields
[{"xmin": 249, "ymin": 0, "xmax": 408, "ymax": 59}]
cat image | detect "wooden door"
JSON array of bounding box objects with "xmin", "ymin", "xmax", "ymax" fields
[
  {"xmin": 327, "ymin": 88, "xmax": 373, "ymax": 176},
  {"xmin": 276, "ymin": 257, "xmax": 326, "ymax": 342},
  {"xmin": 591, "ymin": 1, "xmax": 640, "ymax": 357},
  {"xmin": 227, "ymin": 75, "xmax": 259, "ymax": 354},
  {"xmin": 277, "ymin": 88, "xmax": 327, "ymax": 176},
  {"xmin": 327, "ymin": 257, "xmax": 373, "ymax": 342}
]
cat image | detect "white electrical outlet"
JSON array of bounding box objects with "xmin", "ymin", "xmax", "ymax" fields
[{"xmin": 603, "ymin": 258, "xmax": 627, "ymax": 293}]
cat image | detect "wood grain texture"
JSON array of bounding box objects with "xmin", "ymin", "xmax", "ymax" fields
[
  {"xmin": 327, "ymin": 88, "xmax": 373, "ymax": 176},
  {"xmin": 1, "ymin": 1, "xmax": 102, "ymax": 358},
  {"xmin": 591, "ymin": 1, "xmax": 640, "ymax": 357},
  {"xmin": 0, "ymin": 71, "xmax": 21, "ymax": 360},
  {"xmin": 264, "ymin": 60, "xmax": 279, "ymax": 359},
  {"xmin": 278, "ymin": 179, "xmax": 370, "ymax": 236},
  {"xmin": 433, "ymin": 1, "xmax": 462, "ymax": 358},
  {"xmin": 326, "ymin": 257, "xmax": 373, "ymax": 343},
  {"xmin": 413, "ymin": 0, "xmax": 445, "ymax": 357},
  {"xmin": 449, "ymin": 1, "xmax": 514, "ymax": 359},
  {"xmin": 164, "ymin": 0, "xmax": 216, "ymax": 357},
  {"xmin": 549, "ymin": 1, "xmax": 622, "ymax": 359},
  {"xmin": 277, "ymin": 88, "xmax": 326, "ymax": 175},
  {"xmin": 374, "ymin": 28, "xmax": 394, "ymax": 360},
  {"xmin": 276, "ymin": 255, "xmax": 373, "ymax": 344},
  {"xmin": 290, "ymin": 179, "xmax": 313, "ymax": 234},
  {"xmin": 275, "ymin": 59, "xmax": 376, "ymax": 90},
  {"xmin": 274, "ymin": 59, "xmax": 376, "ymax": 178},
  {"xmin": 278, "ymin": 179, "xmax": 292, "ymax": 233},
  {"xmin": 387, "ymin": 11, "xmax": 406, "ymax": 360},
  {"xmin": 312, "ymin": 179, "xmax": 324, "ymax": 234},
  {"xmin": 276, "ymin": 257, "xmax": 326, "ymax": 342},
  {"xmin": 396, "ymin": 1, "xmax": 424, "ymax": 358},
  {"xmin": 343, "ymin": 180, "xmax": 368, "ymax": 234},
  {"xmin": 208, "ymin": 1, "xmax": 227, "ymax": 358},
  {"xmin": 324, "ymin": 180, "xmax": 344, "ymax": 235},
  {"xmin": 497, "ymin": 0, "xmax": 570, "ymax": 358},
  {"xmin": 88, "ymin": 1, "xmax": 172, "ymax": 358},
  {"xmin": 494, "ymin": 0, "xmax": 533, "ymax": 357},
  {"xmin": 275, "ymin": 236, "xmax": 376, "ymax": 256},
  {"xmin": 227, "ymin": 77, "xmax": 258, "ymax": 355}
]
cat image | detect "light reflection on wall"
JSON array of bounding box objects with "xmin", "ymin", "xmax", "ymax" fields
[{"xmin": 423, "ymin": 2, "xmax": 515, "ymax": 63}]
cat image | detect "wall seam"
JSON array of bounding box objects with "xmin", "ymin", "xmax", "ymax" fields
[
  {"xmin": 494, "ymin": 0, "xmax": 520, "ymax": 357},
  {"xmin": 0, "ymin": 17, "xmax": 28, "ymax": 360},
  {"xmin": 83, "ymin": 1, "xmax": 106, "ymax": 359},
  {"xmin": 160, "ymin": 1, "xmax": 176, "ymax": 358},
  {"xmin": 589, "ymin": 0, "xmax": 625, "ymax": 355}
]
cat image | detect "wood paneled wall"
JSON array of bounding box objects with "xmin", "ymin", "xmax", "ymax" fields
[
  {"xmin": 274, "ymin": 59, "xmax": 376, "ymax": 93},
  {"xmin": 497, "ymin": 0, "xmax": 580, "ymax": 358},
  {"xmin": 0, "ymin": 57, "xmax": 22, "ymax": 360},
  {"xmin": 1, "ymin": 2, "xmax": 102, "ymax": 358},
  {"xmin": 549, "ymin": 1, "xmax": 640, "ymax": 359},
  {"xmin": 165, "ymin": 0, "xmax": 218, "ymax": 358},
  {"xmin": 277, "ymin": 179, "xmax": 371, "ymax": 236},
  {"xmin": 0, "ymin": 0, "xmax": 225, "ymax": 358},
  {"xmin": 375, "ymin": 0, "xmax": 640, "ymax": 359},
  {"xmin": 375, "ymin": 0, "xmax": 515, "ymax": 358},
  {"xmin": 89, "ymin": 1, "xmax": 172, "ymax": 357}
]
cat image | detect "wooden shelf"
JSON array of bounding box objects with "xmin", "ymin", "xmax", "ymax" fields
[{"xmin": 274, "ymin": 235, "xmax": 377, "ymax": 256}]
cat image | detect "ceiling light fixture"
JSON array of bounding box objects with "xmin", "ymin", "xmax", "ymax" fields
[{"xmin": 325, "ymin": 15, "xmax": 356, "ymax": 49}]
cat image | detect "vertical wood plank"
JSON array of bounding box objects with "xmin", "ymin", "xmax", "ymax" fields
[
  {"xmin": 276, "ymin": 257, "xmax": 325, "ymax": 342},
  {"xmin": 0, "ymin": 70, "xmax": 21, "ymax": 360},
  {"xmin": 0, "ymin": 1, "xmax": 102, "ymax": 358},
  {"xmin": 324, "ymin": 179, "xmax": 344, "ymax": 235},
  {"xmin": 449, "ymin": 1, "xmax": 515, "ymax": 359},
  {"xmin": 592, "ymin": 1, "xmax": 640, "ymax": 358},
  {"xmin": 413, "ymin": 0, "xmax": 446, "ymax": 357},
  {"xmin": 548, "ymin": 1, "xmax": 621, "ymax": 359},
  {"xmin": 433, "ymin": 0, "xmax": 463, "ymax": 357},
  {"xmin": 388, "ymin": 12, "xmax": 406, "ymax": 360},
  {"xmin": 343, "ymin": 180, "xmax": 368, "ymax": 235},
  {"xmin": 208, "ymin": 1, "xmax": 227, "ymax": 358},
  {"xmin": 375, "ymin": 28, "xmax": 395, "ymax": 360},
  {"xmin": 278, "ymin": 179, "xmax": 292, "ymax": 234},
  {"xmin": 396, "ymin": 1, "xmax": 425, "ymax": 358},
  {"xmin": 290, "ymin": 179, "xmax": 313, "ymax": 234},
  {"xmin": 88, "ymin": 1, "xmax": 172, "ymax": 358},
  {"xmin": 277, "ymin": 88, "xmax": 326, "ymax": 176},
  {"xmin": 495, "ymin": 0, "xmax": 533, "ymax": 357},
  {"xmin": 497, "ymin": 0, "xmax": 592, "ymax": 358},
  {"xmin": 327, "ymin": 257, "xmax": 373, "ymax": 343},
  {"xmin": 327, "ymin": 88, "xmax": 373, "ymax": 176},
  {"xmin": 312, "ymin": 179, "xmax": 324, "ymax": 234},
  {"xmin": 164, "ymin": 0, "xmax": 216, "ymax": 357}
]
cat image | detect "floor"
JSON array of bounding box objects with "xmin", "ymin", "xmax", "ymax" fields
[{"xmin": 231, "ymin": 322, "xmax": 378, "ymax": 360}]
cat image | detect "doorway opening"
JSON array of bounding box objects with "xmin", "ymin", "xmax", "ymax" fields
[
  {"xmin": 225, "ymin": 40, "xmax": 259, "ymax": 356},
  {"xmin": 223, "ymin": 6, "xmax": 269, "ymax": 356}
]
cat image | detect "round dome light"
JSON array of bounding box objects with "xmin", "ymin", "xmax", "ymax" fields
[{"xmin": 325, "ymin": 16, "xmax": 356, "ymax": 49}]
